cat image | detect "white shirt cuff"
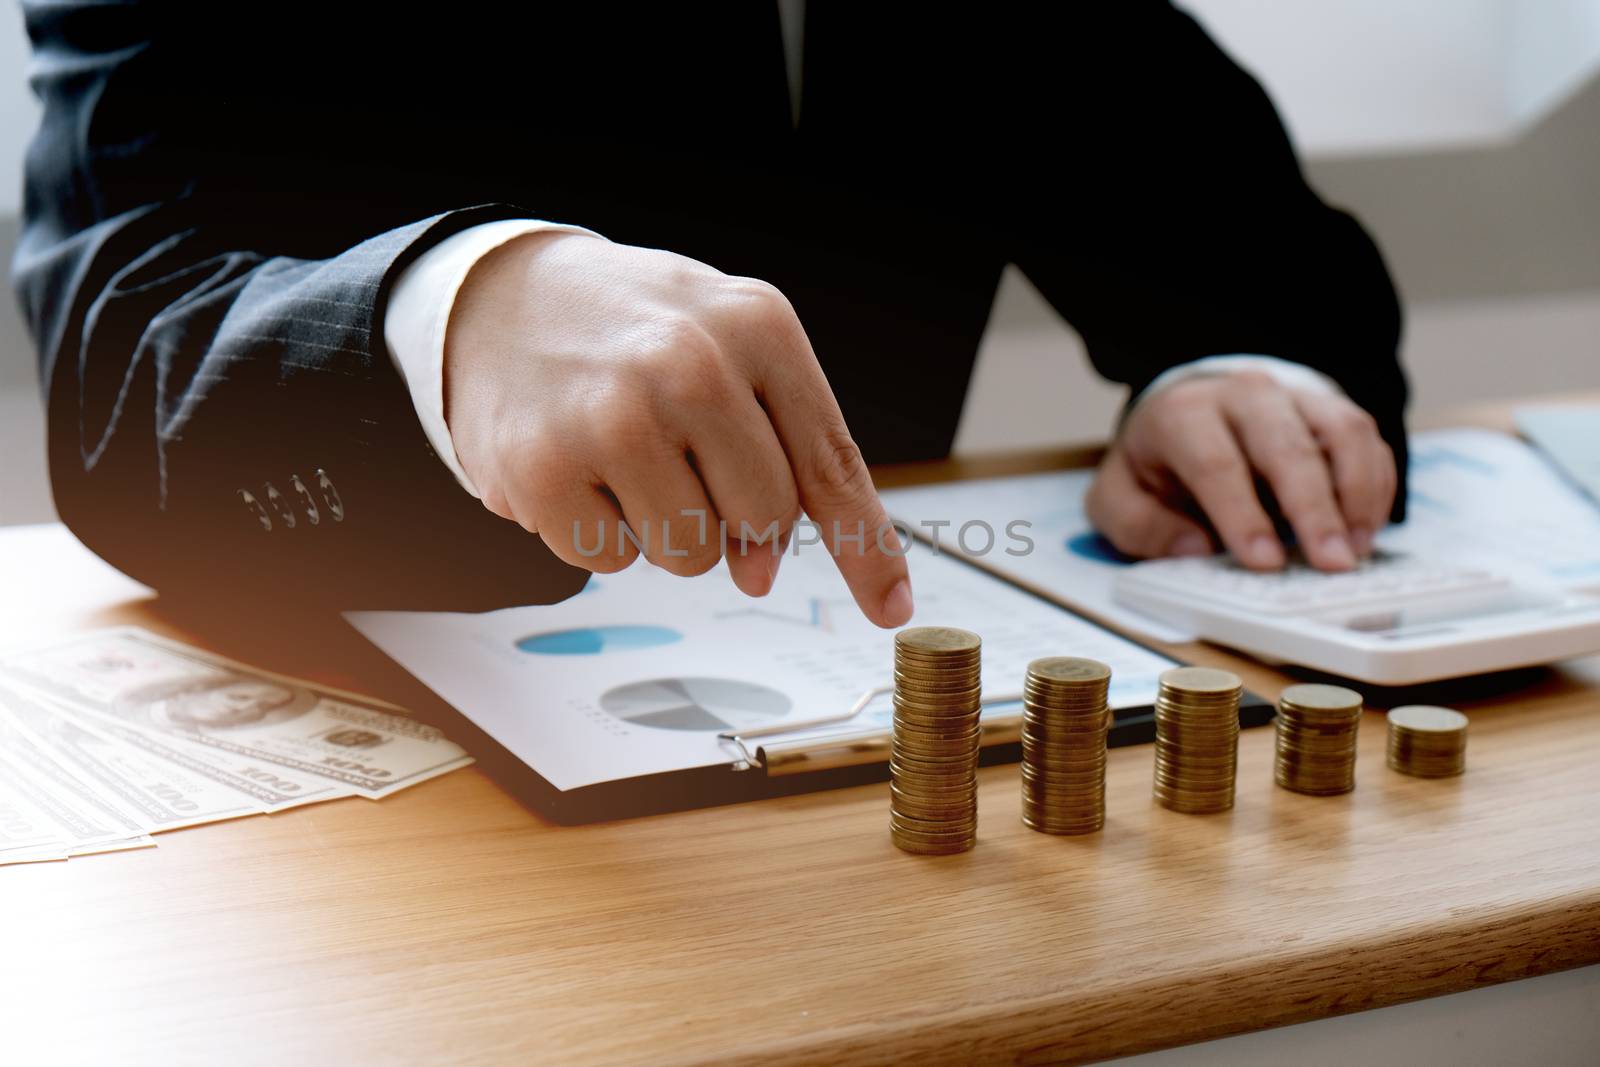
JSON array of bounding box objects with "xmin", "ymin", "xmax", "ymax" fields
[
  {"xmin": 1136, "ymin": 354, "xmax": 1343, "ymax": 408},
  {"xmin": 384, "ymin": 218, "xmax": 601, "ymax": 497}
]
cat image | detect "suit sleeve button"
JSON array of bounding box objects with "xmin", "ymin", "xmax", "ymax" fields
[
  {"xmin": 315, "ymin": 469, "xmax": 345, "ymax": 522},
  {"xmin": 290, "ymin": 475, "xmax": 320, "ymax": 526},
  {"xmin": 263, "ymin": 482, "xmax": 295, "ymax": 529},
  {"xmin": 238, "ymin": 489, "xmax": 272, "ymax": 532}
]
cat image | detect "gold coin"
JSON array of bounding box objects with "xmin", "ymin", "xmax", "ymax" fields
[
  {"xmin": 896, "ymin": 627, "xmax": 982, "ymax": 655},
  {"xmin": 890, "ymin": 797, "xmax": 975, "ymax": 821},
  {"xmin": 891, "ymin": 831, "xmax": 978, "ymax": 851},
  {"xmin": 890, "ymin": 833, "xmax": 975, "ymax": 856},
  {"xmin": 1279, "ymin": 683, "xmax": 1362, "ymax": 710},
  {"xmin": 891, "ymin": 733, "xmax": 983, "ymax": 756},
  {"xmin": 1160, "ymin": 666, "xmax": 1243, "ymax": 693},
  {"xmin": 1027, "ymin": 657, "xmax": 1113, "ymax": 684},
  {"xmin": 1387, "ymin": 705, "xmax": 1468, "ymax": 734},
  {"xmin": 891, "ymin": 698, "xmax": 981, "ymax": 719}
]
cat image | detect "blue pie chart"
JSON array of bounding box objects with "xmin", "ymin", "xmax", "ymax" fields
[
  {"xmin": 516, "ymin": 624, "xmax": 683, "ymax": 656},
  {"xmin": 1065, "ymin": 531, "xmax": 1138, "ymax": 565}
]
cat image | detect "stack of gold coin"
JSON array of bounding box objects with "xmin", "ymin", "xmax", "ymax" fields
[
  {"xmin": 890, "ymin": 627, "xmax": 982, "ymax": 855},
  {"xmin": 1274, "ymin": 683, "xmax": 1363, "ymax": 795},
  {"xmin": 1152, "ymin": 666, "xmax": 1243, "ymax": 814},
  {"xmin": 1386, "ymin": 705, "xmax": 1468, "ymax": 778},
  {"xmin": 1020, "ymin": 657, "xmax": 1111, "ymax": 834}
]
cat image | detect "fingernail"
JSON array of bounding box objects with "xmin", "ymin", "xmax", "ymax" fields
[
  {"xmin": 765, "ymin": 547, "xmax": 783, "ymax": 586},
  {"xmin": 1321, "ymin": 533, "xmax": 1357, "ymax": 571},
  {"xmin": 1170, "ymin": 531, "xmax": 1212, "ymax": 557},
  {"xmin": 1350, "ymin": 526, "xmax": 1375, "ymax": 557},
  {"xmin": 1245, "ymin": 535, "xmax": 1285, "ymax": 569},
  {"xmin": 881, "ymin": 578, "xmax": 914, "ymax": 628}
]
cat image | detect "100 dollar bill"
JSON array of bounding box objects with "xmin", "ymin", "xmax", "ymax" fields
[
  {"xmin": 0, "ymin": 628, "xmax": 471, "ymax": 800},
  {"xmin": 0, "ymin": 682, "xmax": 264, "ymax": 829}
]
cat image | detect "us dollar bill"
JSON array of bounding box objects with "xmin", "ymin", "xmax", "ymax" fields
[
  {"xmin": 0, "ymin": 628, "xmax": 472, "ymax": 800},
  {"xmin": 0, "ymin": 682, "xmax": 263, "ymax": 830},
  {"xmin": 39, "ymin": 704, "xmax": 349, "ymax": 811},
  {"xmin": 0, "ymin": 698, "xmax": 150, "ymax": 837},
  {"xmin": 0, "ymin": 745, "xmax": 153, "ymax": 860},
  {"xmin": 0, "ymin": 774, "xmax": 69, "ymax": 864}
]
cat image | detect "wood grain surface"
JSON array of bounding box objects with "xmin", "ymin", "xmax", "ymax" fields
[{"xmin": 3, "ymin": 409, "xmax": 1600, "ymax": 1065}]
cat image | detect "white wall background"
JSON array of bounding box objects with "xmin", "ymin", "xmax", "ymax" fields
[
  {"xmin": 1179, "ymin": 0, "xmax": 1600, "ymax": 156},
  {"xmin": 1507, "ymin": 0, "xmax": 1600, "ymax": 120},
  {"xmin": 0, "ymin": 4, "xmax": 37, "ymax": 217},
  {"xmin": 2, "ymin": 2, "xmax": 1600, "ymax": 524},
  {"xmin": 1187, "ymin": 0, "xmax": 1512, "ymax": 156}
]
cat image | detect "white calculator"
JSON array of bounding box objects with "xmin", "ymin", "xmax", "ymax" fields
[{"xmin": 1113, "ymin": 551, "xmax": 1600, "ymax": 684}]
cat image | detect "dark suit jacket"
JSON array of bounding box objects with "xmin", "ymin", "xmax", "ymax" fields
[{"xmin": 13, "ymin": 2, "xmax": 1406, "ymax": 612}]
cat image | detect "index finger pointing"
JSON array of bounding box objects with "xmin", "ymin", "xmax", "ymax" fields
[{"xmin": 752, "ymin": 341, "xmax": 912, "ymax": 628}]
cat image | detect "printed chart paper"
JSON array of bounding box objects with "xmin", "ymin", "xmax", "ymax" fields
[
  {"xmin": 349, "ymin": 543, "xmax": 1178, "ymax": 791},
  {"xmin": 881, "ymin": 428, "xmax": 1600, "ymax": 642}
]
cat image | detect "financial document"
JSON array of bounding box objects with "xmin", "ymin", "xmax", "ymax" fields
[
  {"xmin": 349, "ymin": 542, "xmax": 1178, "ymax": 792},
  {"xmin": 881, "ymin": 468, "xmax": 1189, "ymax": 641},
  {"xmin": 880, "ymin": 428, "xmax": 1600, "ymax": 642},
  {"xmin": 1385, "ymin": 428, "xmax": 1600, "ymax": 589}
]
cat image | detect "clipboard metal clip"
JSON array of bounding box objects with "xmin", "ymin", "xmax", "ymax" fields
[
  {"xmin": 719, "ymin": 684, "xmax": 893, "ymax": 769},
  {"xmin": 719, "ymin": 686, "xmax": 1025, "ymax": 772}
]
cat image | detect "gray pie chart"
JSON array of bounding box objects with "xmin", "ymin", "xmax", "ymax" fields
[{"xmin": 599, "ymin": 677, "xmax": 792, "ymax": 732}]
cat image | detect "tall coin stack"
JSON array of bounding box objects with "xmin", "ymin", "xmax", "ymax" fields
[
  {"xmin": 1020, "ymin": 657, "xmax": 1112, "ymax": 835},
  {"xmin": 1386, "ymin": 705, "xmax": 1468, "ymax": 778},
  {"xmin": 1152, "ymin": 666, "xmax": 1243, "ymax": 814},
  {"xmin": 1274, "ymin": 683, "xmax": 1363, "ymax": 795},
  {"xmin": 890, "ymin": 627, "xmax": 983, "ymax": 855}
]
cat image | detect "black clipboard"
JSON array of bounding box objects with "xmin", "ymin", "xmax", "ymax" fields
[{"xmin": 369, "ymin": 548, "xmax": 1276, "ymax": 826}]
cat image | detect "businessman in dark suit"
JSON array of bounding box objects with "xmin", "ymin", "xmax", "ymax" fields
[{"xmin": 13, "ymin": 2, "xmax": 1406, "ymax": 627}]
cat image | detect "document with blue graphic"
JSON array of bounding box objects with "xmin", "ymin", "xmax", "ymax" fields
[
  {"xmin": 882, "ymin": 429, "xmax": 1600, "ymax": 643},
  {"xmin": 348, "ymin": 542, "xmax": 1176, "ymax": 791}
]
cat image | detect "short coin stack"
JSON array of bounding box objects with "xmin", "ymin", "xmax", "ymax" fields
[
  {"xmin": 1152, "ymin": 666, "xmax": 1243, "ymax": 814},
  {"xmin": 889, "ymin": 627, "xmax": 983, "ymax": 855},
  {"xmin": 1274, "ymin": 683, "xmax": 1363, "ymax": 795},
  {"xmin": 1386, "ymin": 705, "xmax": 1469, "ymax": 778},
  {"xmin": 1020, "ymin": 657, "xmax": 1112, "ymax": 834}
]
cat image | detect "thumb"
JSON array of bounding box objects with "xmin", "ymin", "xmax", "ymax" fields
[{"xmin": 1085, "ymin": 450, "xmax": 1214, "ymax": 560}]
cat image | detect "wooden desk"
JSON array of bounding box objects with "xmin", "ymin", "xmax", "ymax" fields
[{"xmin": 3, "ymin": 434, "xmax": 1600, "ymax": 1065}]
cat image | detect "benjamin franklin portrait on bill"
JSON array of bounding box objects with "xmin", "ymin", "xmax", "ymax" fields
[{"xmin": 112, "ymin": 674, "xmax": 318, "ymax": 732}]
